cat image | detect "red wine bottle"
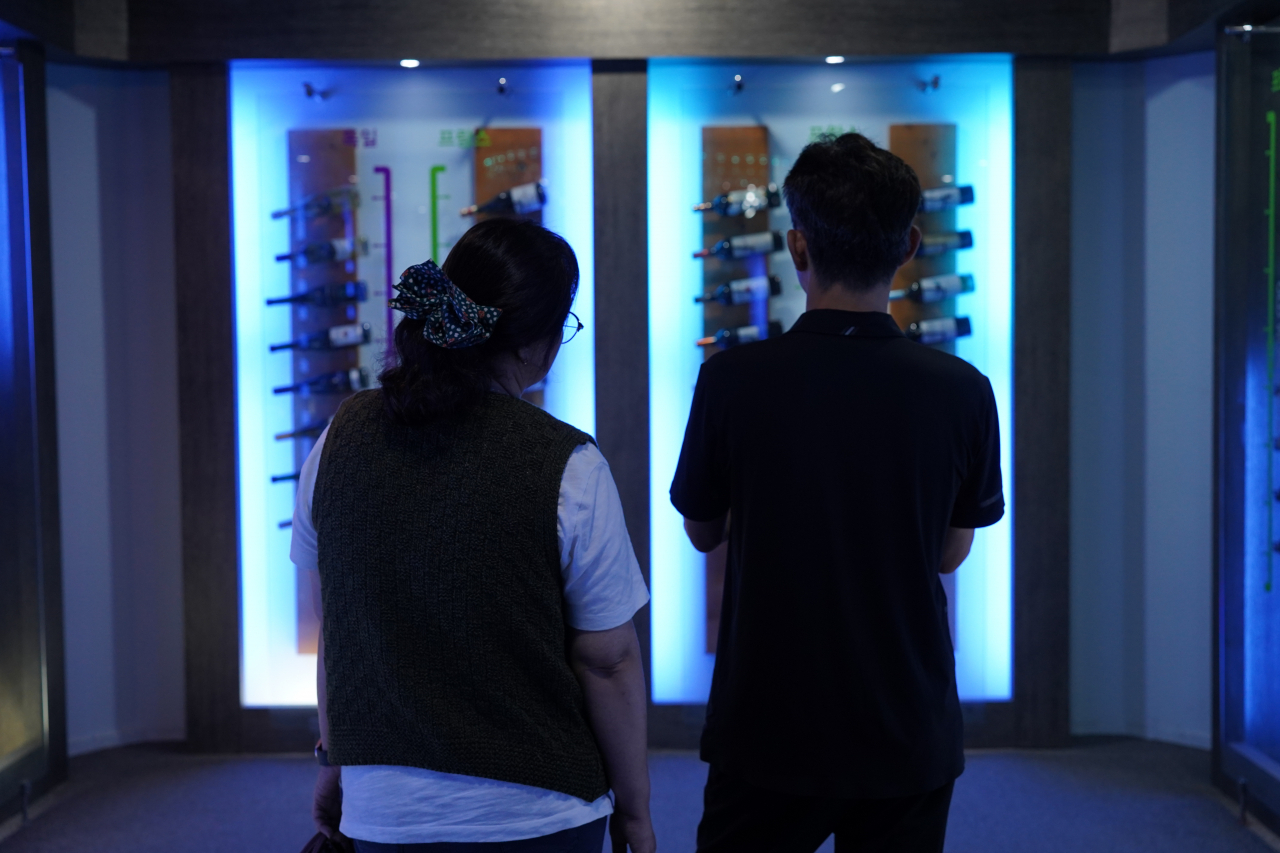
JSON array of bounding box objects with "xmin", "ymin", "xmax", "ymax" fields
[
  {"xmin": 269, "ymin": 322, "xmax": 371, "ymax": 352},
  {"xmin": 460, "ymin": 181, "xmax": 546, "ymax": 216},
  {"xmin": 695, "ymin": 275, "xmax": 783, "ymax": 305},
  {"xmin": 270, "ymin": 187, "xmax": 358, "ymax": 220},
  {"xmin": 693, "ymin": 183, "xmax": 781, "ymax": 218},
  {"xmin": 275, "ymin": 237, "xmax": 368, "ymax": 267},
  {"xmin": 273, "ymin": 367, "xmax": 371, "ymax": 396},
  {"xmin": 266, "ymin": 281, "xmax": 368, "ymax": 307},
  {"xmin": 906, "ymin": 316, "xmax": 971, "ymax": 345},
  {"xmin": 916, "ymin": 231, "xmax": 973, "ymax": 258},
  {"xmin": 890, "ymin": 273, "xmax": 975, "ymax": 304},
  {"xmin": 697, "ymin": 320, "xmax": 783, "ymax": 349},
  {"xmin": 919, "ymin": 185, "xmax": 974, "ymax": 212},
  {"xmin": 694, "ymin": 231, "xmax": 785, "ymax": 260},
  {"xmin": 275, "ymin": 420, "xmax": 330, "ymax": 441}
]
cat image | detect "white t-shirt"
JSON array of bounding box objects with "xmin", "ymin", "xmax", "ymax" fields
[{"xmin": 290, "ymin": 426, "xmax": 649, "ymax": 844}]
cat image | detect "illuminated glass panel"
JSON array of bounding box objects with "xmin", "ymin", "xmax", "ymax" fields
[
  {"xmin": 231, "ymin": 61, "xmax": 595, "ymax": 707},
  {"xmin": 647, "ymin": 57, "xmax": 1013, "ymax": 704}
]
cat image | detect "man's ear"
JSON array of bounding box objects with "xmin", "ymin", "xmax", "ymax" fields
[
  {"xmin": 787, "ymin": 229, "xmax": 809, "ymax": 272},
  {"xmin": 901, "ymin": 224, "xmax": 922, "ymax": 266}
]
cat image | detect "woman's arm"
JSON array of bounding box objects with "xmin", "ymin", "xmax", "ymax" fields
[
  {"xmin": 567, "ymin": 620, "xmax": 655, "ymax": 853},
  {"xmin": 311, "ymin": 571, "xmax": 346, "ymax": 846}
]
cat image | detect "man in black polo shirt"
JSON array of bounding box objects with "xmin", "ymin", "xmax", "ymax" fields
[{"xmin": 670, "ymin": 133, "xmax": 1004, "ymax": 853}]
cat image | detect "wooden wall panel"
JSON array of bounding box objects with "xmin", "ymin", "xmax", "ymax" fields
[
  {"xmin": 171, "ymin": 63, "xmax": 242, "ymax": 752},
  {"xmin": 1002, "ymin": 56, "xmax": 1073, "ymax": 747},
  {"xmin": 127, "ymin": 0, "xmax": 1111, "ymax": 62}
]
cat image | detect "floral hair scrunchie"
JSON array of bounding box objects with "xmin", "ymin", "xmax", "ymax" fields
[{"xmin": 388, "ymin": 259, "xmax": 502, "ymax": 349}]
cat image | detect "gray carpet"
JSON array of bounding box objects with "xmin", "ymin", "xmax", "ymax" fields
[{"xmin": 0, "ymin": 739, "xmax": 1274, "ymax": 852}]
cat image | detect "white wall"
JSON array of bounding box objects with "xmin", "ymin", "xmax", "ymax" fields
[
  {"xmin": 47, "ymin": 64, "xmax": 185, "ymax": 755},
  {"xmin": 1069, "ymin": 52, "xmax": 1216, "ymax": 748}
]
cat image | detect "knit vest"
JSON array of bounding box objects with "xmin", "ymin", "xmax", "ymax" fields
[{"xmin": 313, "ymin": 390, "xmax": 607, "ymax": 802}]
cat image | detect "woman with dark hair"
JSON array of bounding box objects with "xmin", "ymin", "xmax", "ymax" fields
[{"xmin": 290, "ymin": 219, "xmax": 655, "ymax": 853}]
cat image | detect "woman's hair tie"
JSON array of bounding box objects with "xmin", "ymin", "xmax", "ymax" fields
[{"xmin": 387, "ymin": 259, "xmax": 502, "ymax": 349}]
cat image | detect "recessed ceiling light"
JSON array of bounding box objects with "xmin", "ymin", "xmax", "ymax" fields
[
  {"xmin": 825, "ymin": 56, "xmax": 845, "ymax": 64},
  {"xmin": 831, "ymin": 83, "xmax": 846, "ymax": 93},
  {"xmin": 400, "ymin": 59, "xmax": 420, "ymax": 68}
]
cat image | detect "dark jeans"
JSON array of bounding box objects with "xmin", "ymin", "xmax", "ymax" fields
[
  {"xmin": 697, "ymin": 765, "xmax": 955, "ymax": 853},
  {"xmin": 351, "ymin": 817, "xmax": 607, "ymax": 853}
]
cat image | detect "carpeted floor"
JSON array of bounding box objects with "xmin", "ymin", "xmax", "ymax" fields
[{"xmin": 0, "ymin": 739, "xmax": 1275, "ymax": 852}]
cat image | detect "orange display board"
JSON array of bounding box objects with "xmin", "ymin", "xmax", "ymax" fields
[
  {"xmin": 286, "ymin": 129, "xmax": 361, "ymax": 655},
  {"xmin": 701, "ymin": 126, "xmax": 771, "ymax": 653},
  {"xmin": 889, "ymin": 123, "xmax": 959, "ymax": 642},
  {"xmin": 472, "ymin": 127, "xmax": 546, "ymax": 408}
]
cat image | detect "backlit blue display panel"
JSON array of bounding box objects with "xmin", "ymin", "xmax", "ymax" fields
[
  {"xmin": 231, "ymin": 62, "xmax": 594, "ymax": 707},
  {"xmin": 647, "ymin": 57, "xmax": 1014, "ymax": 704}
]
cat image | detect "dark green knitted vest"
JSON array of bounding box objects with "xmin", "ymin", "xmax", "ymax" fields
[{"xmin": 313, "ymin": 390, "xmax": 607, "ymax": 802}]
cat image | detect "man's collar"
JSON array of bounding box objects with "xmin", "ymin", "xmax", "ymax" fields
[{"xmin": 788, "ymin": 309, "xmax": 905, "ymax": 338}]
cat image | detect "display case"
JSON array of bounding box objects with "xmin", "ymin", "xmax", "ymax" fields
[
  {"xmin": 230, "ymin": 61, "xmax": 595, "ymax": 707},
  {"xmin": 646, "ymin": 57, "xmax": 1013, "ymax": 705},
  {"xmin": 1216, "ymin": 24, "xmax": 1280, "ymax": 833}
]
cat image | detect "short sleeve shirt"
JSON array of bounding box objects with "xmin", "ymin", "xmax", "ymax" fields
[{"xmin": 670, "ymin": 309, "xmax": 1003, "ymax": 799}]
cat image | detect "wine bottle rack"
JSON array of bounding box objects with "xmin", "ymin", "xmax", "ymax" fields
[
  {"xmin": 280, "ymin": 128, "xmax": 364, "ymax": 655},
  {"xmin": 888, "ymin": 122, "xmax": 960, "ymax": 643},
  {"xmin": 699, "ymin": 125, "xmax": 774, "ymax": 653},
  {"xmin": 472, "ymin": 127, "xmax": 547, "ymax": 408}
]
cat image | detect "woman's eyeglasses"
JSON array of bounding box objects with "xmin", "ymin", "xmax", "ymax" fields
[{"xmin": 563, "ymin": 312, "xmax": 584, "ymax": 344}]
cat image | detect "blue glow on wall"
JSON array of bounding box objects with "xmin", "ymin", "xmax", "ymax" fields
[
  {"xmin": 231, "ymin": 61, "xmax": 595, "ymax": 707},
  {"xmin": 647, "ymin": 57, "xmax": 1014, "ymax": 705}
]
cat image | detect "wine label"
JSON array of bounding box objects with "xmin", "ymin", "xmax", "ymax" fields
[
  {"xmin": 918, "ymin": 231, "xmax": 974, "ymax": 257},
  {"xmin": 919, "ymin": 185, "xmax": 974, "ymax": 212},
  {"xmin": 915, "ymin": 273, "xmax": 972, "ymax": 302},
  {"xmin": 735, "ymin": 324, "xmax": 762, "ymax": 344},
  {"xmin": 327, "ymin": 323, "xmax": 368, "ymax": 347},
  {"xmin": 727, "ymin": 275, "xmax": 772, "ymax": 305},
  {"xmin": 912, "ymin": 316, "xmax": 973, "ymax": 345},
  {"xmin": 729, "ymin": 231, "xmax": 781, "ymax": 258},
  {"xmin": 347, "ymin": 368, "xmax": 364, "ymax": 389},
  {"xmin": 509, "ymin": 181, "xmax": 544, "ymax": 215},
  {"xmin": 330, "ymin": 238, "xmax": 354, "ymax": 261}
]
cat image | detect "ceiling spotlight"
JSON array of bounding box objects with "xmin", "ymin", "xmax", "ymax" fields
[
  {"xmin": 400, "ymin": 59, "xmax": 420, "ymax": 68},
  {"xmin": 825, "ymin": 56, "xmax": 845, "ymax": 64},
  {"xmin": 831, "ymin": 83, "xmax": 846, "ymax": 93}
]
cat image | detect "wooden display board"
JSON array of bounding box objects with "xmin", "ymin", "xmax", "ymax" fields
[
  {"xmin": 888, "ymin": 124, "xmax": 959, "ymax": 353},
  {"xmin": 286, "ymin": 129, "xmax": 361, "ymax": 654},
  {"xmin": 700, "ymin": 126, "xmax": 771, "ymax": 653},
  {"xmin": 888, "ymin": 123, "xmax": 959, "ymax": 643},
  {"xmin": 472, "ymin": 127, "xmax": 546, "ymax": 408}
]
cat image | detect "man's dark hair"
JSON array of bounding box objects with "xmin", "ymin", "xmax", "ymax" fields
[{"xmin": 782, "ymin": 133, "xmax": 921, "ymax": 290}]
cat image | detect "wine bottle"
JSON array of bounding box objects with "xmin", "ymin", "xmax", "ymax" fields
[
  {"xmin": 693, "ymin": 183, "xmax": 781, "ymax": 219},
  {"xmin": 906, "ymin": 316, "xmax": 972, "ymax": 345},
  {"xmin": 271, "ymin": 472, "xmax": 301, "ymax": 483},
  {"xmin": 270, "ymin": 187, "xmax": 358, "ymax": 220},
  {"xmin": 919, "ymin": 185, "xmax": 974, "ymax": 212},
  {"xmin": 889, "ymin": 273, "xmax": 975, "ymax": 304},
  {"xmin": 695, "ymin": 275, "xmax": 783, "ymax": 306},
  {"xmin": 273, "ymin": 367, "xmax": 371, "ymax": 396},
  {"xmin": 697, "ymin": 320, "xmax": 783, "ymax": 349},
  {"xmin": 275, "ymin": 237, "xmax": 368, "ymax": 267},
  {"xmin": 275, "ymin": 420, "xmax": 330, "ymax": 441},
  {"xmin": 916, "ymin": 231, "xmax": 973, "ymax": 258},
  {"xmin": 460, "ymin": 181, "xmax": 547, "ymax": 216},
  {"xmin": 266, "ymin": 281, "xmax": 368, "ymax": 307},
  {"xmin": 269, "ymin": 322, "xmax": 371, "ymax": 352},
  {"xmin": 694, "ymin": 231, "xmax": 786, "ymax": 260}
]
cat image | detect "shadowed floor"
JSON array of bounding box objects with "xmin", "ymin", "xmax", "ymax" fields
[{"xmin": 0, "ymin": 739, "xmax": 1275, "ymax": 852}]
